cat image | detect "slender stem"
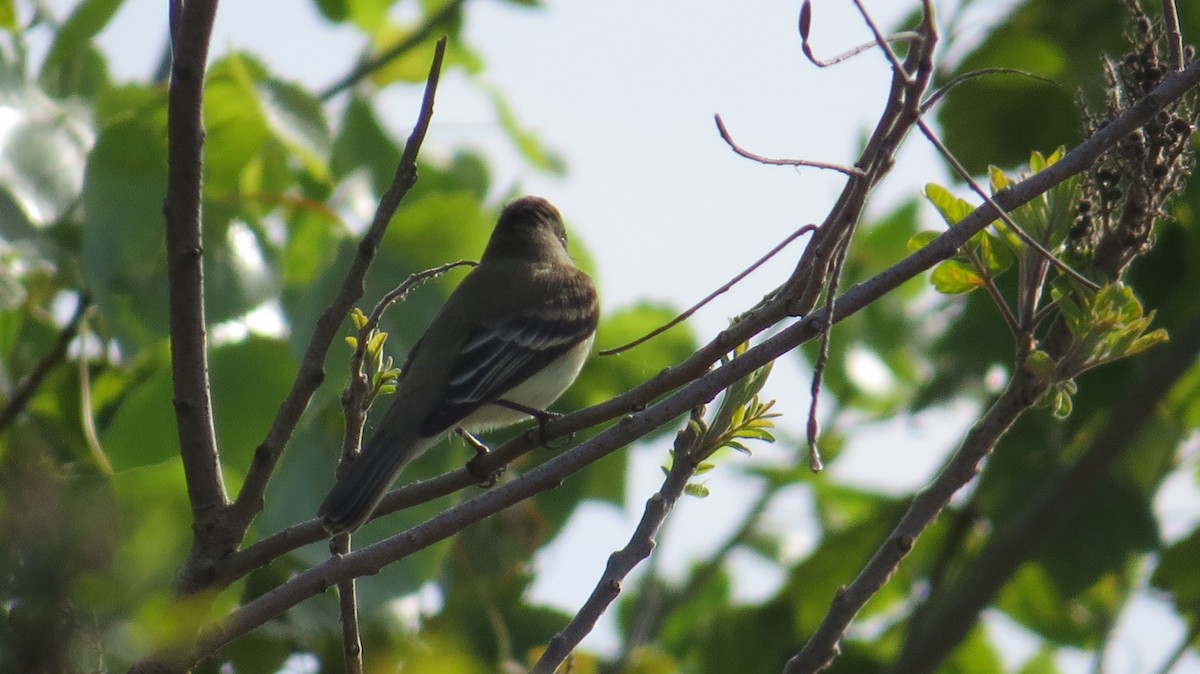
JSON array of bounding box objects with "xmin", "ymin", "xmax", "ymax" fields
[
  {"xmin": 887, "ymin": 316, "xmax": 1200, "ymax": 674},
  {"xmin": 1161, "ymin": 0, "xmax": 1184, "ymax": 72},
  {"xmin": 714, "ymin": 114, "xmax": 864, "ymax": 176},
  {"xmin": 163, "ymin": 0, "xmax": 228, "ymax": 531},
  {"xmin": 785, "ymin": 367, "xmax": 1047, "ymax": 674},
  {"xmin": 600, "ymin": 225, "xmax": 817, "ymax": 356},
  {"xmin": 333, "ymin": 535, "xmax": 363, "ymax": 674},
  {"xmin": 534, "ymin": 413, "xmax": 704, "ymax": 673}
]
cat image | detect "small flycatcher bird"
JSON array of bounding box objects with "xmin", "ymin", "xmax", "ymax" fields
[{"xmin": 319, "ymin": 196, "xmax": 599, "ymax": 534}]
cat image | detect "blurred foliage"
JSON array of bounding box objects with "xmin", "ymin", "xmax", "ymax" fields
[{"xmin": 0, "ymin": 0, "xmax": 1199, "ymax": 673}]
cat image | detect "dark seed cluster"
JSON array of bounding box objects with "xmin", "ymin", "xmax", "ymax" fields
[{"xmin": 1073, "ymin": 0, "xmax": 1197, "ymax": 278}]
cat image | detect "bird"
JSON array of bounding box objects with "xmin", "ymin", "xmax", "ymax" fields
[{"xmin": 318, "ymin": 196, "xmax": 599, "ymax": 534}]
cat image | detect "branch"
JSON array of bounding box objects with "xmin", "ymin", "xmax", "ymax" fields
[
  {"xmin": 163, "ymin": 0, "xmax": 227, "ymax": 533},
  {"xmin": 319, "ymin": 0, "xmax": 468, "ymax": 101},
  {"xmin": 784, "ymin": 365, "xmax": 1047, "ymax": 673},
  {"xmin": 886, "ymin": 314, "xmax": 1200, "ymax": 674},
  {"xmin": 921, "ymin": 68, "xmax": 1061, "ymax": 114},
  {"xmin": 219, "ymin": 38, "xmax": 449, "ymax": 554},
  {"xmin": 209, "ymin": 54, "xmax": 1200, "ymax": 595},
  {"xmin": 532, "ymin": 412, "xmax": 705, "ymax": 673},
  {"xmin": 798, "ymin": 0, "xmax": 920, "ymax": 69},
  {"xmin": 600, "ymin": 224, "xmax": 817, "ymax": 356},
  {"xmin": 714, "ymin": 114, "xmax": 865, "ymax": 176},
  {"xmin": 332, "ymin": 536, "xmax": 363, "ymax": 674},
  {"xmin": 0, "ymin": 292, "xmax": 90, "ymax": 430},
  {"xmin": 1161, "ymin": 0, "xmax": 1184, "ymax": 72}
]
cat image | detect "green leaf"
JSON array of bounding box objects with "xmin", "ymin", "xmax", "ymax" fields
[
  {"xmin": 972, "ymin": 230, "xmax": 1013, "ymax": 275},
  {"xmin": 39, "ymin": 0, "xmax": 123, "ymax": 97},
  {"xmin": 1024, "ymin": 349, "xmax": 1057, "ymax": 381},
  {"xmin": 0, "ymin": 0, "xmax": 15, "ymax": 30},
  {"xmin": 924, "ymin": 183, "xmax": 974, "ymax": 226},
  {"xmin": 203, "ymin": 55, "xmax": 272, "ymax": 194},
  {"xmin": 684, "ymin": 483, "xmax": 710, "ymax": 498},
  {"xmin": 487, "ymin": 87, "xmax": 565, "ymax": 174},
  {"xmin": 988, "ymin": 165, "xmax": 1011, "ymax": 193},
  {"xmin": 931, "ymin": 259, "xmax": 985, "ymax": 294},
  {"xmin": 256, "ymin": 79, "xmax": 332, "ymax": 183},
  {"xmin": 82, "ymin": 87, "xmax": 172, "ymax": 345},
  {"xmin": 1151, "ymin": 527, "xmax": 1200, "ymax": 605},
  {"xmin": 331, "ymin": 96, "xmax": 401, "ymax": 191},
  {"xmin": 208, "ymin": 337, "xmax": 298, "ymax": 485}
]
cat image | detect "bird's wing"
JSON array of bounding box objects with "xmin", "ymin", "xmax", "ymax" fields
[{"xmin": 419, "ymin": 273, "xmax": 597, "ymax": 435}]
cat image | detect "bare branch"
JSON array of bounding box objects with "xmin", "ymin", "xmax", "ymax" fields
[
  {"xmin": 1161, "ymin": 0, "xmax": 1184, "ymax": 72},
  {"xmin": 921, "ymin": 68, "xmax": 1062, "ymax": 113},
  {"xmin": 785, "ymin": 366, "xmax": 1045, "ymax": 674},
  {"xmin": 798, "ymin": 0, "xmax": 920, "ymax": 69},
  {"xmin": 714, "ymin": 115, "xmax": 864, "ymax": 176},
  {"xmin": 886, "ymin": 314, "xmax": 1200, "ymax": 674},
  {"xmin": 532, "ymin": 411, "xmax": 705, "ymax": 673},
  {"xmin": 332, "ymin": 535, "xmax": 363, "ymax": 674},
  {"xmin": 600, "ymin": 224, "xmax": 817, "ymax": 356},
  {"xmin": 163, "ymin": 0, "xmax": 228, "ymax": 529}
]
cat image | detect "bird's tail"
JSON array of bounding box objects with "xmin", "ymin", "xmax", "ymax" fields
[{"xmin": 318, "ymin": 430, "xmax": 424, "ymax": 535}]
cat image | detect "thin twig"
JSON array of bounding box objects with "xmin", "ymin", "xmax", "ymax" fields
[
  {"xmin": 341, "ymin": 260, "xmax": 477, "ymax": 463},
  {"xmin": 319, "ymin": 0, "xmax": 468, "ymax": 101},
  {"xmin": 533, "ymin": 410, "xmax": 705, "ymax": 673},
  {"xmin": 1161, "ymin": 0, "xmax": 1184, "ymax": 72},
  {"xmin": 714, "ymin": 115, "xmax": 865, "ymax": 176},
  {"xmin": 77, "ymin": 321, "xmax": 113, "ymax": 477},
  {"xmin": 332, "ymin": 535, "xmax": 363, "ymax": 674},
  {"xmin": 220, "ymin": 38, "xmax": 450, "ymax": 552},
  {"xmin": 963, "ymin": 246, "xmax": 1022, "ymax": 337},
  {"xmin": 850, "ymin": 0, "xmax": 912, "ymax": 81},
  {"xmin": 368, "ymin": 261, "xmax": 477, "ymax": 332},
  {"xmin": 886, "ymin": 315, "xmax": 1200, "ymax": 674},
  {"xmin": 600, "ymin": 225, "xmax": 817, "ymax": 356},
  {"xmin": 805, "ymin": 234, "xmax": 853, "ymax": 473},
  {"xmin": 0, "ymin": 293, "xmax": 91, "ymax": 431},
  {"xmin": 785, "ymin": 367, "xmax": 1047, "ymax": 674},
  {"xmin": 914, "ymin": 116, "xmax": 1102, "ymax": 295},
  {"xmin": 799, "ymin": 0, "xmax": 920, "ymax": 69},
  {"xmin": 920, "ymin": 67, "xmax": 1061, "ymax": 113}
]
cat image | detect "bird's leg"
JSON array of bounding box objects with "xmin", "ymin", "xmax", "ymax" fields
[
  {"xmin": 457, "ymin": 427, "xmax": 491, "ymax": 457},
  {"xmin": 492, "ymin": 399, "xmax": 572, "ymax": 449},
  {"xmin": 458, "ymin": 428, "xmax": 505, "ymax": 487}
]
